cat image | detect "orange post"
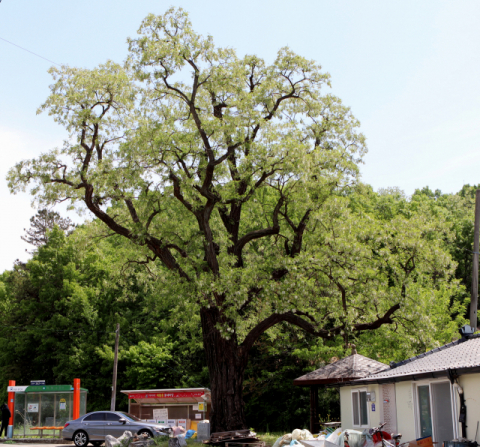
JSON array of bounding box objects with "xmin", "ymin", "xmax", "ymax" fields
[
  {"xmin": 7, "ymin": 380, "xmax": 15, "ymax": 438},
  {"xmin": 73, "ymin": 379, "xmax": 80, "ymax": 420}
]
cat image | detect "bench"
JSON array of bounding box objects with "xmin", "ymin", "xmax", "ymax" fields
[{"xmin": 30, "ymin": 426, "xmax": 65, "ymax": 438}]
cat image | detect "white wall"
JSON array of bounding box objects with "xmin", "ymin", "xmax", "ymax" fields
[
  {"xmin": 340, "ymin": 386, "xmax": 353, "ymax": 429},
  {"xmin": 381, "ymin": 383, "xmax": 397, "ymax": 434},
  {"xmin": 458, "ymin": 373, "xmax": 480, "ymax": 440},
  {"xmin": 394, "ymin": 381, "xmax": 416, "ymax": 442},
  {"xmin": 341, "ymin": 381, "xmax": 415, "ymax": 440},
  {"xmin": 340, "ymin": 384, "xmax": 381, "ymax": 430}
]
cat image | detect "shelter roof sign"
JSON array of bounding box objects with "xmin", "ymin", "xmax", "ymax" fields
[
  {"xmin": 122, "ymin": 388, "xmax": 211, "ymax": 404},
  {"xmin": 7, "ymin": 385, "xmax": 88, "ymax": 393},
  {"xmin": 7, "ymin": 386, "xmax": 28, "ymax": 392}
]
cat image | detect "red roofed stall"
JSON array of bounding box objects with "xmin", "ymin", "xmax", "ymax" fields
[{"xmin": 121, "ymin": 388, "xmax": 211, "ymax": 431}]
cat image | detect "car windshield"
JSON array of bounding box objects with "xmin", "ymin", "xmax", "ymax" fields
[{"xmin": 119, "ymin": 412, "xmax": 142, "ymax": 422}]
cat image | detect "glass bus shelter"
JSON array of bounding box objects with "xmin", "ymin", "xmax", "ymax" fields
[{"xmin": 12, "ymin": 385, "xmax": 87, "ymax": 437}]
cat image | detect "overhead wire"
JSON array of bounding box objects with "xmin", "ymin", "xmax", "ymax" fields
[{"xmin": 0, "ymin": 36, "xmax": 61, "ymax": 66}]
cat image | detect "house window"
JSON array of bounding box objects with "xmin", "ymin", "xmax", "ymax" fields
[
  {"xmin": 352, "ymin": 389, "xmax": 369, "ymax": 427},
  {"xmin": 417, "ymin": 385, "xmax": 433, "ymax": 438}
]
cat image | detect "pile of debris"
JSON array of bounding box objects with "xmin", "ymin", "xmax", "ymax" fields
[
  {"xmin": 203, "ymin": 429, "xmax": 263, "ymax": 445},
  {"xmin": 131, "ymin": 432, "xmax": 156, "ymax": 447},
  {"xmin": 272, "ymin": 429, "xmax": 317, "ymax": 447}
]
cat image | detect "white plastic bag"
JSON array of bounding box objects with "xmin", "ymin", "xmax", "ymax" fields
[
  {"xmin": 326, "ymin": 428, "xmax": 342, "ymax": 444},
  {"xmin": 292, "ymin": 430, "xmax": 303, "ymax": 441},
  {"xmin": 303, "ymin": 430, "xmax": 314, "ymax": 441}
]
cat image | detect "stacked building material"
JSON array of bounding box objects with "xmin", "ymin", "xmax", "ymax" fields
[{"xmin": 203, "ymin": 430, "xmax": 262, "ymax": 445}]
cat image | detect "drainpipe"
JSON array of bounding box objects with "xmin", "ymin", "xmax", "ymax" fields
[
  {"xmin": 449, "ymin": 369, "xmax": 467, "ymax": 439},
  {"xmin": 455, "ymin": 383, "xmax": 467, "ymax": 438}
]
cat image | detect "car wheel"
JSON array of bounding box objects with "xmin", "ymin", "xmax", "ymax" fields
[
  {"xmin": 138, "ymin": 430, "xmax": 153, "ymax": 439},
  {"xmin": 73, "ymin": 430, "xmax": 89, "ymax": 447}
]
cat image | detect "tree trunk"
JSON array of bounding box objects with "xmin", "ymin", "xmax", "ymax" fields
[{"xmin": 200, "ymin": 307, "xmax": 248, "ymax": 433}]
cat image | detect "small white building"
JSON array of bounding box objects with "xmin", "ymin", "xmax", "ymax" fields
[
  {"xmin": 295, "ymin": 334, "xmax": 480, "ymax": 445},
  {"xmin": 340, "ymin": 335, "xmax": 480, "ymax": 445}
]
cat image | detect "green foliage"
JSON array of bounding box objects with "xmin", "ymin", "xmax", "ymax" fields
[
  {"xmin": 0, "ymin": 224, "xmax": 207, "ymax": 411},
  {"xmin": 244, "ymin": 325, "xmax": 340, "ymax": 432}
]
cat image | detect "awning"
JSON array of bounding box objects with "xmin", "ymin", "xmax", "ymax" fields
[
  {"xmin": 293, "ymin": 353, "xmax": 388, "ymax": 386},
  {"xmin": 121, "ymin": 388, "xmax": 211, "ymax": 404}
]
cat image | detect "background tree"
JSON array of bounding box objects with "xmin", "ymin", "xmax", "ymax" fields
[
  {"xmin": 21, "ymin": 208, "xmax": 74, "ymax": 250},
  {"xmin": 0, "ymin": 225, "xmax": 207, "ymax": 409},
  {"xmin": 410, "ymin": 185, "xmax": 480, "ymax": 310},
  {"xmin": 6, "ymin": 8, "xmax": 464, "ymax": 431}
]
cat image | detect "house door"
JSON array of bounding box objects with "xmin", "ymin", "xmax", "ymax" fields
[
  {"xmin": 431, "ymin": 382, "xmax": 454, "ymax": 445},
  {"xmin": 416, "ymin": 382, "xmax": 454, "ymax": 445}
]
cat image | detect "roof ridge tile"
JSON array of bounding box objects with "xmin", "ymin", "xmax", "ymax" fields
[
  {"xmin": 354, "ymin": 335, "xmax": 480, "ymax": 383},
  {"xmin": 390, "ymin": 337, "xmax": 468, "ymax": 369}
]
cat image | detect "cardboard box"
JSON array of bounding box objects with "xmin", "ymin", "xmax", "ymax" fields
[{"xmin": 408, "ymin": 437, "xmax": 434, "ymax": 447}]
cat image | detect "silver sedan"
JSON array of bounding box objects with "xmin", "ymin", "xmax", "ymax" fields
[{"xmin": 62, "ymin": 411, "xmax": 170, "ymax": 447}]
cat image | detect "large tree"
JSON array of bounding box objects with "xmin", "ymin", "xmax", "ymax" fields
[{"xmin": 7, "ymin": 8, "xmax": 450, "ymax": 431}]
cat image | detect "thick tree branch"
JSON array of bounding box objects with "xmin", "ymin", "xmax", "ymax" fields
[
  {"xmin": 353, "ymin": 303, "xmax": 401, "ymax": 331},
  {"xmin": 125, "ymin": 198, "xmax": 141, "ymax": 223},
  {"xmin": 233, "ymin": 196, "xmax": 284, "ymax": 264},
  {"xmin": 281, "ymin": 208, "xmax": 311, "ymax": 257},
  {"xmin": 165, "ymin": 243, "xmax": 188, "ymax": 258},
  {"xmin": 241, "ymin": 311, "xmax": 329, "ymax": 352},
  {"xmin": 241, "ymin": 303, "xmax": 401, "ymax": 353},
  {"xmin": 170, "ymin": 172, "xmax": 194, "ymax": 213}
]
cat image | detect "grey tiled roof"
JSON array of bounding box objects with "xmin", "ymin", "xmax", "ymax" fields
[
  {"xmin": 293, "ymin": 354, "xmax": 388, "ymax": 385},
  {"xmin": 356, "ymin": 334, "xmax": 480, "ymax": 383}
]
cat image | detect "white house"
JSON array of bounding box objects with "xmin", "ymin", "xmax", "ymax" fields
[{"xmin": 295, "ymin": 334, "xmax": 480, "ymax": 445}]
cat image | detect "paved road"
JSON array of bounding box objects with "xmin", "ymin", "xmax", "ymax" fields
[{"xmin": 0, "ymin": 444, "xmax": 73, "ymax": 447}]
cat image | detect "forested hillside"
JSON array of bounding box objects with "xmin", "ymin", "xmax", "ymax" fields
[{"xmin": 0, "ymin": 184, "xmax": 474, "ymax": 430}]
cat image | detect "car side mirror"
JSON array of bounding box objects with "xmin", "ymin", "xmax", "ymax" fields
[{"xmin": 119, "ymin": 418, "xmax": 126, "ymax": 424}]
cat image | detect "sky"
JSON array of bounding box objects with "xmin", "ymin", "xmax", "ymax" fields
[{"xmin": 1, "ymin": 0, "xmax": 480, "ymax": 272}]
